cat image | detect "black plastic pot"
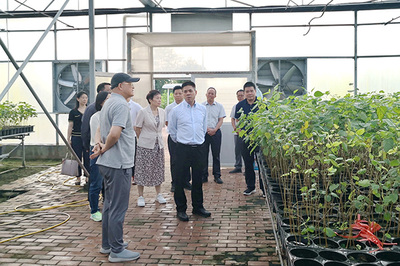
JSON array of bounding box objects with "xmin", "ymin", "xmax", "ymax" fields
[
  {"xmin": 293, "ymin": 259, "xmax": 322, "ymax": 266},
  {"xmin": 375, "ymin": 251, "xmax": 400, "ymax": 262},
  {"xmin": 324, "ymin": 261, "xmax": 348, "ymax": 266},
  {"xmin": 313, "ymin": 238, "xmax": 339, "ymax": 249},
  {"xmin": 319, "ymin": 250, "xmax": 347, "ymax": 262},
  {"xmin": 347, "ymin": 252, "xmax": 377, "ymax": 263},
  {"xmin": 287, "ymin": 235, "xmax": 312, "ymax": 246},
  {"xmin": 290, "ymin": 248, "xmax": 318, "ymax": 259},
  {"xmin": 338, "ymin": 239, "xmax": 366, "ymax": 250}
]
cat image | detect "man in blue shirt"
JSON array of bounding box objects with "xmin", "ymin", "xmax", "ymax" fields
[
  {"xmin": 169, "ymin": 81, "xmax": 211, "ymax": 221},
  {"xmin": 234, "ymin": 82, "xmax": 265, "ymax": 196}
]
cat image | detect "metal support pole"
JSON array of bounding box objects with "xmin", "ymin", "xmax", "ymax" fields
[
  {"xmin": 0, "ymin": 37, "xmax": 89, "ymax": 177},
  {"xmin": 354, "ymin": 10, "xmax": 358, "ymax": 96},
  {"xmin": 0, "ymin": 0, "xmax": 70, "ymax": 101},
  {"xmin": 89, "ymin": 0, "xmax": 96, "ymax": 102},
  {"xmin": 22, "ymin": 136, "xmax": 26, "ymax": 167}
]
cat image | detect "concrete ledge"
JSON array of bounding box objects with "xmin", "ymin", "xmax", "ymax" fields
[{"xmin": 1, "ymin": 145, "xmax": 67, "ymax": 160}]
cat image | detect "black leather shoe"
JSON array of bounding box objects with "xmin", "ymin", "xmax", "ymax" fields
[
  {"xmin": 229, "ymin": 168, "xmax": 242, "ymax": 173},
  {"xmin": 170, "ymin": 184, "xmax": 175, "ymax": 192},
  {"xmin": 177, "ymin": 212, "xmax": 189, "ymax": 221},
  {"xmin": 202, "ymin": 178, "xmax": 208, "ymax": 183},
  {"xmin": 214, "ymin": 177, "xmax": 223, "ymax": 184},
  {"xmin": 192, "ymin": 208, "xmax": 211, "ymax": 218},
  {"xmin": 184, "ymin": 183, "xmax": 192, "ymax": 190}
]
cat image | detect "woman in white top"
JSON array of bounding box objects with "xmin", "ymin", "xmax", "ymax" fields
[
  {"xmin": 134, "ymin": 90, "xmax": 166, "ymax": 207},
  {"xmin": 88, "ymin": 91, "xmax": 110, "ymax": 222}
]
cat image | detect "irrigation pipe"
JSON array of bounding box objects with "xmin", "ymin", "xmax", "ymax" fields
[
  {"xmin": 0, "ymin": 169, "xmax": 89, "ymax": 244},
  {"xmin": 0, "ymin": 212, "xmax": 70, "ymax": 244}
]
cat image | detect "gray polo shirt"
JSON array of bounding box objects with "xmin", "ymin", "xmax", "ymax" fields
[
  {"xmin": 202, "ymin": 101, "xmax": 226, "ymax": 129},
  {"xmin": 97, "ymin": 93, "xmax": 135, "ymax": 169}
]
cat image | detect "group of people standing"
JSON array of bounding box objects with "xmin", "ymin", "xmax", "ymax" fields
[{"xmin": 67, "ymin": 72, "xmax": 264, "ymax": 263}]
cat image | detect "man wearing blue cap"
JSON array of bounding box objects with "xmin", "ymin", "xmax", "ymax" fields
[{"xmin": 90, "ymin": 72, "xmax": 140, "ymax": 262}]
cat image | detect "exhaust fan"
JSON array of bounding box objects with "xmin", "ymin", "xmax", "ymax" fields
[
  {"xmin": 257, "ymin": 58, "xmax": 307, "ymax": 97},
  {"xmin": 53, "ymin": 61, "xmax": 104, "ymax": 112}
]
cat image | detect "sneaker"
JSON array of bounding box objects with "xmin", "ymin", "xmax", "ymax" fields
[
  {"xmin": 108, "ymin": 249, "xmax": 140, "ymax": 262},
  {"xmin": 100, "ymin": 242, "xmax": 129, "ymax": 254},
  {"xmin": 90, "ymin": 211, "xmax": 102, "ymax": 222},
  {"xmin": 137, "ymin": 196, "xmax": 145, "ymax": 207},
  {"xmin": 156, "ymin": 193, "xmax": 166, "ymax": 204},
  {"xmin": 243, "ymin": 188, "xmax": 256, "ymax": 196}
]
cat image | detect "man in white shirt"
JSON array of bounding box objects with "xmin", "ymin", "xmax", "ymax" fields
[
  {"xmin": 169, "ymin": 81, "xmax": 210, "ymax": 222},
  {"xmin": 202, "ymin": 87, "xmax": 226, "ymax": 184},
  {"xmin": 165, "ymin": 86, "xmax": 191, "ymax": 192},
  {"xmin": 229, "ymin": 89, "xmax": 245, "ymax": 173}
]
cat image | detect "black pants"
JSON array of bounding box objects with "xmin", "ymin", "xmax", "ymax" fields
[
  {"xmin": 239, "ymin": 136, "xmax": 265, "ymax": 193},
  {"xmin": 174, "ymin": 142, "xmax": 207, "ymax": 212},
  {"xmin": 203, "ymin": 129, "xmax": 222, "ymax": 179},
  {"xmin": 168, "ymin": 135, "xmax": 191, "ymax": 185}
]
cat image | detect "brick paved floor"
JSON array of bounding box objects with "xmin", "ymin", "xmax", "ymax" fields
[{"xmin": 0, "ymin": 159, "xmax": 280, "ymax": 265}]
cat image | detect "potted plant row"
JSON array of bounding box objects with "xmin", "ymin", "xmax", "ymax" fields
[
  {"xmin": 238, "ymin": 90, "xmax": 400, "ymax": 266},
  {"xmin": 0, "ymin": 101, "xmax": 37, "ymax": 137}
]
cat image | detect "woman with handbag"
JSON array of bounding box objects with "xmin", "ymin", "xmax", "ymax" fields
[
  {"xmin": 134, "ymin": 90, "xmax": 166, "ymax": 207},
  {"xmin": 67, "ymin": 91, "xmax": 88, "ymax": 185}
]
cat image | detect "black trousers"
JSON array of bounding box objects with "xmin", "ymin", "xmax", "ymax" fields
[
  {"xmin": 174, "ymin": 142, "xmax": 207, "ymax": 212},
  {"xmin": 238, "ymin": 136, "xmax": 265, "ymax": 193},
  {"xmin": 203, "ymin": 129, "xmax": 222, "ymax": 179},
  {"xmin": 168, "ymin": 135, "xmax": 191, "ymax": 185}
]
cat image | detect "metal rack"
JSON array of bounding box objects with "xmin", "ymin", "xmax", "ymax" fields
[{"xmin": 0, "ymin": 132, "xmax": 32, "ymax": 167}]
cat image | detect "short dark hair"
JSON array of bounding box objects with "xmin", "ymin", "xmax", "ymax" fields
[
  {"xmin": 181, "ymin": 81, "xmax": 196, "ymax": 90},
  {"xmin": 173, "ymin": 85, "xmax": 182, "ymax": 93},
  {"xmin": 146, "ymin": 90, "xmax": 161, "ymax": 104},
  {"xmin": 97, "ymin": 82, "xmax": 111, "ymax": 93},
  {"xmin": 243, "ymin": 81, "xmax": 256, "ymax": 90},
  {"xmin": 75, "ymin": 91, "xmax": 88, "ymax": 109},
  {"xmin": 95, "ymin": 91, "xmax": 110, "ymax": 111},
  {"xmin": 207, "ymin": 87, "xmax": 216, "ymax": 93},
  {"xmin": 236, "ymin": 89, "xmax": 244, "ymax": 94}
]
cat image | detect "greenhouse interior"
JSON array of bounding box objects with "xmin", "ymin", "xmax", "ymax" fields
[{"xmin": 1, "ymin": 0, "xmax": 400, "ymax": 265}]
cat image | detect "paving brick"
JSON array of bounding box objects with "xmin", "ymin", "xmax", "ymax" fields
[{"xmin": 0, "ymin": 145, "xmax": 280, "ymax": 265}]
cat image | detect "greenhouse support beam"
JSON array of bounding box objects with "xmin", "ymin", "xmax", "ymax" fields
[
  {"xmin": 89, "ymin": 0, "xmax": 96, "ymax": 103},
  {"xmin": 354, "ymin": 10, "xmax": 358, "ymax": 96},
  {"xmin": 0, "ymin": 0, "xmax": 70, "ymax": 102},
  {"xmin": 0, "ymin": 37, "xmax": 89, "ymax": 177}
]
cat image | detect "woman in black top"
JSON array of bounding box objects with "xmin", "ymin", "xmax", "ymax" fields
[{"xmin": 67, "ymin": 91, "xmax": 88, "ymax": 185}]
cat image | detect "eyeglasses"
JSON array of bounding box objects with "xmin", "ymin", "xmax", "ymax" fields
[{"xmin": 121, "ymin": 82, "xmax": 134, "ymax": 87}]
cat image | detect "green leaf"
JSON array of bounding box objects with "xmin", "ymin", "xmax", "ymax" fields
[
  {"xmin": 375, "ymin": 204, "xmax": 383, "ymax": 213},
  {"xmin": 358, "ymin": 180, "xmax": 371, "ymax": 188},
  {"xmin": 329, "ymin": 184, "xmax": 339, "ymax": 192},
  {"xmin": 377, "ymin": 106, "xmax": 387, "ymax": 121},
  {"xmin": 383, "ymin": 138, "xmax": 395, "ymax": 153},
  {"xmin": 390, "ymin": 159, "xmax": 400, "ymax": 167},
  {"xmin": 324, "ymin": 228, "xmax": 336, "ymax": 237},
  {"xmin": 384, "ymin": 212, "xmax": 391, "ymax": 221},
  {"xmin": 314, "ymin": 91, "xmax": 324, "ymax": 97},
  {"xmin": 325, "ymin": 195, "xmax": 332, "ymax": 202},
  {"xmin": 356, "ymin": 128, "xmax": 365, "ymax": 136}
]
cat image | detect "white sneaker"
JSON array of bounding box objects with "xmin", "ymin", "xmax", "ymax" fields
[
  {"xmin": 156, "ymin": 193, "xmax": 166, "ymax": 204},
  {"xmin": 137, "ymin": 196, "xmax": 145, "ymax": 207}
]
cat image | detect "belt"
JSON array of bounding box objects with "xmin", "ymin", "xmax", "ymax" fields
[{"xmin": 177, "ymin": 142, "xmax": 204, "ymax": 148}]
